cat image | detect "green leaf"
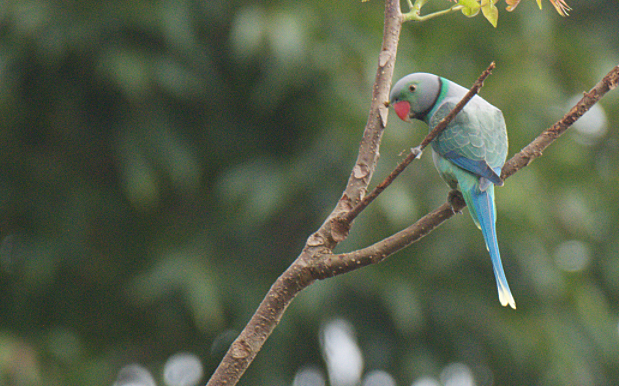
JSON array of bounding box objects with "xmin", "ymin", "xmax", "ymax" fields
[
  {"xmin": 458, "ymin": 0, "xmax": 480, "ymax": 17},
  {"xmin": 481, "ymin": 0, "xmax": 498, "ymax": 27}
]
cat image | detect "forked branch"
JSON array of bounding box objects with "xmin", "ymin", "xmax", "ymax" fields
[
  {"xmin": 205, "ymin": 0, "xmax": 619, "ymax": 381},
  {"xmin": 205, "ymin": 0, "xmax": 403, "ymax": 384}
]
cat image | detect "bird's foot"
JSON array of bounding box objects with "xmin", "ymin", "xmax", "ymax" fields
[{"xmin": 448, "ymin": 190, "xmax": 466, "ymax": 213}]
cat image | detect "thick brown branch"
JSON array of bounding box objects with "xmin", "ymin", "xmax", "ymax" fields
[
  {"xmin": 319, "ymin": 0, "xmax": 403, "ymax": 246},
  {"xmin": 205, "ymin": 1, "xmax": 403, "ymax": 385},
  {"xmin": 206, "ymin": 258, "xmax": 315, "ymax": 386}
]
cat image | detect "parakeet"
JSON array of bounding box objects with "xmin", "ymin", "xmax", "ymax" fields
[{"xmin": 389, "ymin": 73, "xmax": 515, "ymax": 309}]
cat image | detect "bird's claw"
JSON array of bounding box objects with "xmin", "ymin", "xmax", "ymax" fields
[{"xmin": 448, "ymin": 190, "xmax": 465, "ymax": 213}]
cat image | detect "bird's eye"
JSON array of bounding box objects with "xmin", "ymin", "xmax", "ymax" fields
[{"xmin": 409, "ymin": 84, "xmax": 417, "ymax": 92}]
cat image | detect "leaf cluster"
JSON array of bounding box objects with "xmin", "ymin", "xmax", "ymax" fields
[{"xmin": 401, "ymin": 0, "xmax": 570, "ymax": 27}]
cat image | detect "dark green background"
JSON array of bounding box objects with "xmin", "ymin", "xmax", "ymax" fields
[{"xmin": 1, "ymin": 0, "xmax": 618, "ymax": 385}]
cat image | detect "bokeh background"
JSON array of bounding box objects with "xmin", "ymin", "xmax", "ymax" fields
[{"xmin": 1, "ymin": 0, "xmax": 618, "ymax": 385}]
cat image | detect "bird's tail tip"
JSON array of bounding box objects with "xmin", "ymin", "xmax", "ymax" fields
[{"xmin": 498, "ymin": 281, "xmax": 516, "ymax": 309}]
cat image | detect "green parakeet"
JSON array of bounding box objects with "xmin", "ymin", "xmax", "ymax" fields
[{"xmin": 390, "ymin": 73, "xmax": 515, "ymax": 309}]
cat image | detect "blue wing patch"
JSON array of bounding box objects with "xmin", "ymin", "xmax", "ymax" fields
[{"xmin": 443, "ymin": 152, "xmax": 503, "ymax": 186}]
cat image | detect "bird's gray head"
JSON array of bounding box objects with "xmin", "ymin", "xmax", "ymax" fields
[{"xmin": 389, "ymin": 73, "xmax": 442, "ymax": 123}]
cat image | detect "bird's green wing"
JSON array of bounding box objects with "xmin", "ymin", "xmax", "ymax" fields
[{"xmin": 429, "ymin": 97, "xmax": 507, "ymax": 183}]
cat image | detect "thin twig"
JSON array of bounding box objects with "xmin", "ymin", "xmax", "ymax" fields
[
  {"xmin": 403, "ymin": 0, "xmax": 464, "ymax": 22},
  {"xmin": 501, "ymin": 64, "xmax": 619, "ymax": 180},
  {"xmin": 340, "ymin": 62, "xmax": 495, "ymax": 224},
  {"xmin": 420, "ymin": 62, "xmax": 496, "ymax": 149}
]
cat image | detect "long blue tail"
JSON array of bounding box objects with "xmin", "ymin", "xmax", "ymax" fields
[{"xmin": 463, "ymin": 183, "xmax": 516, "ymax": 309}]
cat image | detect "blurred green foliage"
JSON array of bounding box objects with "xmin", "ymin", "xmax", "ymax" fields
[{"xmin": 0, "ymin": 0, "xmax": 618, "ymax": 385}]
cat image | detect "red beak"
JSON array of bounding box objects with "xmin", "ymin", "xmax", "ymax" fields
[{"xmin": 393, "ymin": 101, "xmax": 411, "ymax": 121}]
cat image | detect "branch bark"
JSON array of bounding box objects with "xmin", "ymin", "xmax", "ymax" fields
[
  {"xmin": 501, "ymin": 65, "xmax": 619, "ymax": 180},
  {"xmin": 205, "ymin": 1, "xmax": 403, "ymax": 385}
]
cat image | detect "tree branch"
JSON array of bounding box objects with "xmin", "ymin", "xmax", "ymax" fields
[
  {"xmin": 314, "ymin": 198, "xmax": 466, "ymax": 279},
  {"xmin": 501, "ymin": 64, "xmax": 619, "ymax": 180},
  {"xmin": 205, "ymin": 0, "xmax": 403, "ymax": 385}
]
